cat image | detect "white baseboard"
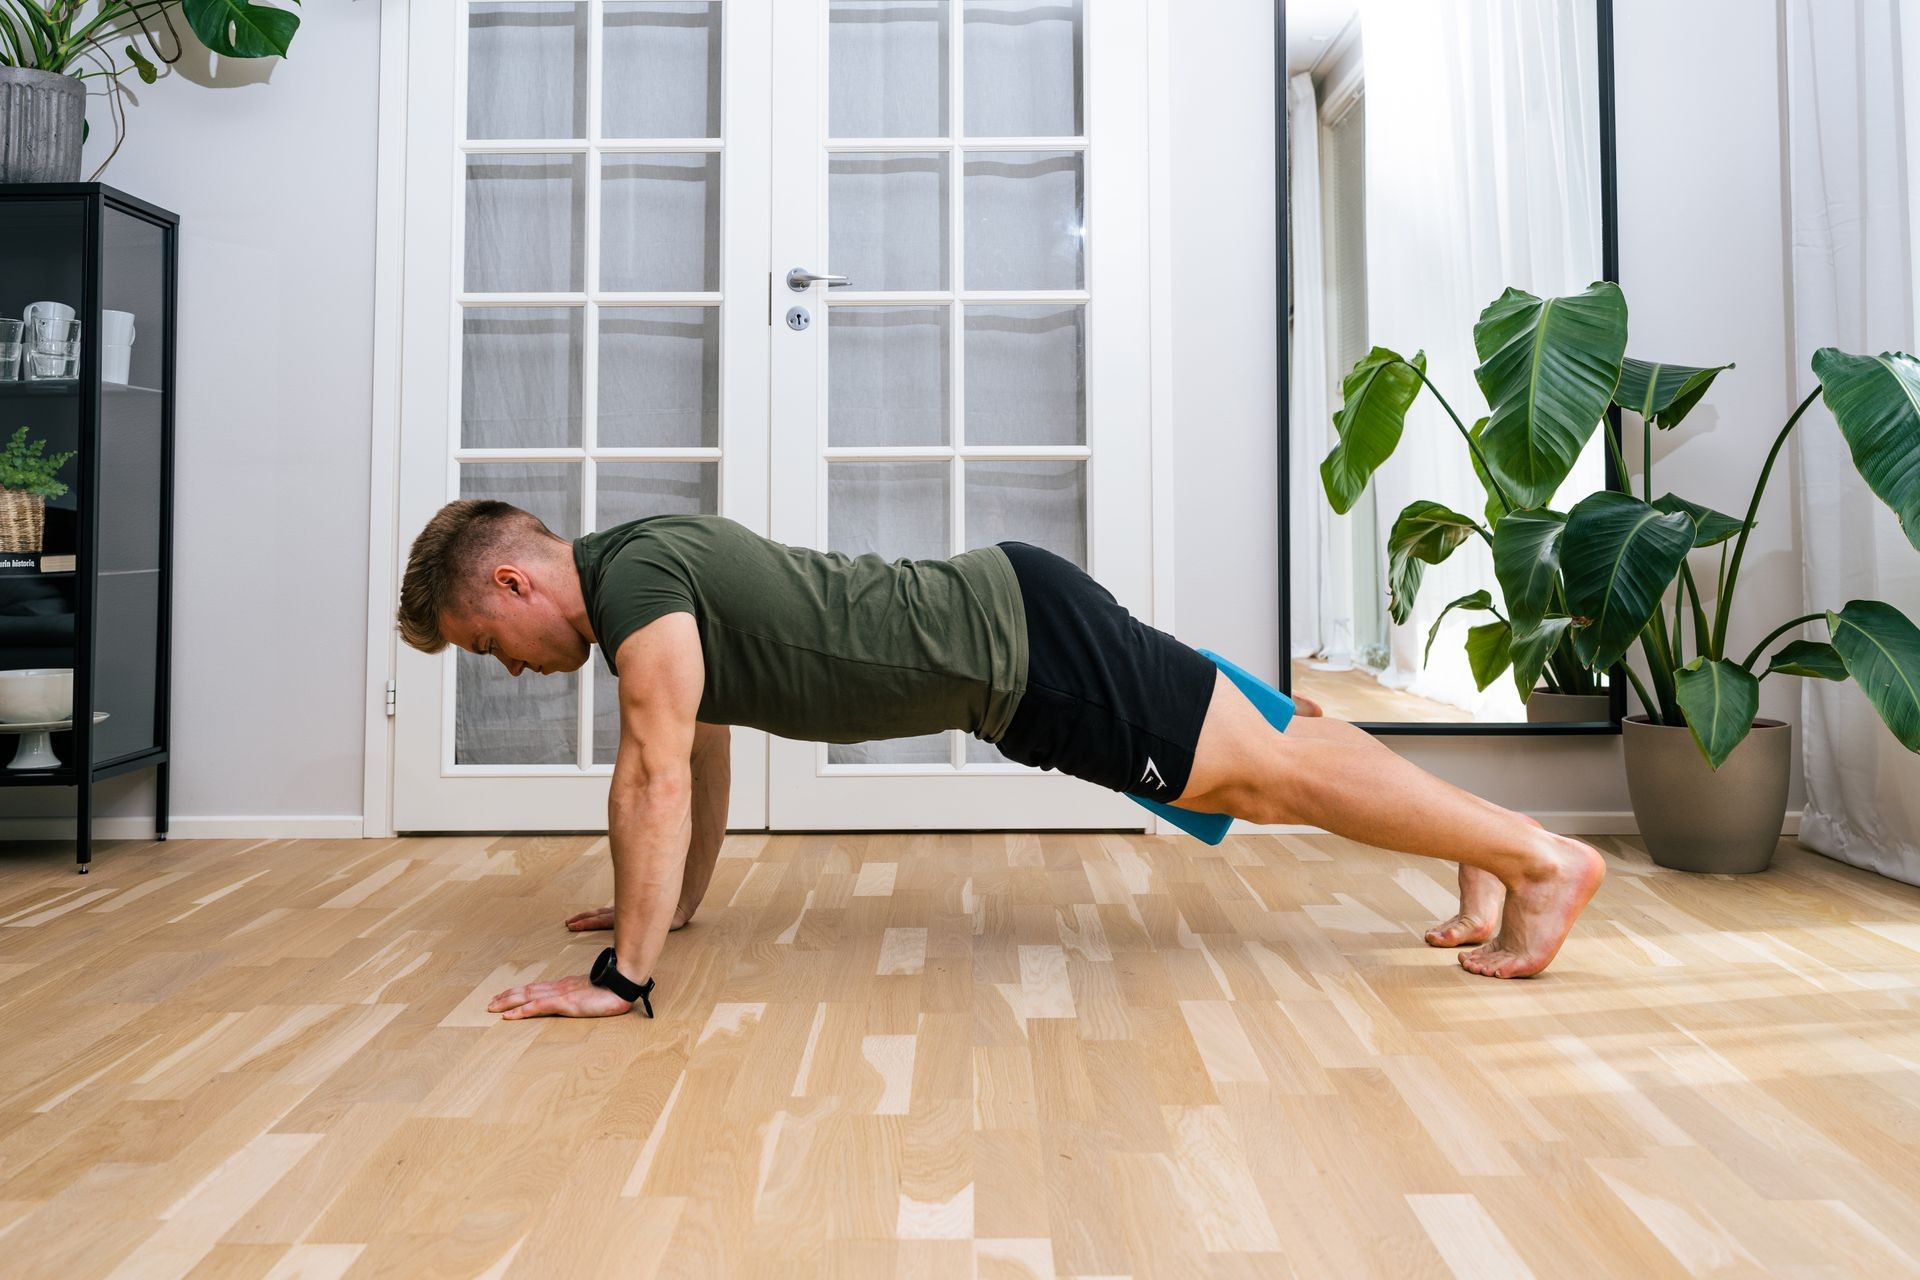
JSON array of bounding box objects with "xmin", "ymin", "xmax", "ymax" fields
[
  {"xmin": 0, "ymin": 811, "xmax": 1808, "ymax": 844},
  {"xmin": 1206, "ymin": 811, "xmax": 1804, "ymax": 838},
  {"xmin": 0, "ymin": 815, "xmax": 369, "ymax": 842}
]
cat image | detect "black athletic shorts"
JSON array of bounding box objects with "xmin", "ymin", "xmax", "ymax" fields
[{"xmin": 990, "ymin": 540, "xmax": 1219, "ymax": 802}]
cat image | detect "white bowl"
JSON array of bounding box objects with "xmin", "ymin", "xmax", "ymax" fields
[{"xmin": 0, "ymin": 669, "xmax": 73, "ymax": 723}]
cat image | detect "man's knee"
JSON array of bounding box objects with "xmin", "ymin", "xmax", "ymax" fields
[{"xmin": 1177, "ymin": 737, "xmax": 1312, "ymax": 825}]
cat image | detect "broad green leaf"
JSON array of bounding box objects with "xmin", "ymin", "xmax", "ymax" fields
[
  {"xmin": 1813, "ymin": 349, "xmax": 1920, "ymax": 553},
  {"xmin": 1320, "ymin": 348, "xmax": 1427, "ymax": 515},
  {"xmin": 1827, "ymin": 599, "xmax": 1920, "ymax": 749},
  {"xmin": 1467, "ymin": 621, "xmax": 1514, "ymax": 691},
  {"xmin": 1473, "ymin": 282, "xmax": 1629, "ymax": 510},
  {"xmin": 1386, "ymin": 501, "xmax": 1481, "ymax": 625},
  {"xmin": 1490, "ymin": 508, "xmax": 1566, "ymax": 630},
  {"xmin": 1615, "ymin": 358, "xmax": 1734, "ymax": 429},
  {"xmin": 181, "ymin": 0, "xmax": 301, "ymax": 60},
  {"xmin": 1652, "ymin": 493, "xmax": 1747, "ymax": 547},
  {"xmin": 1424, "ymin": 590, "xmax": 1494, "ymax": 665},
  {"xmin": 1766, "ymin": 639, "xmax": 1848, "ymax": 680},
  {"xmin": 1675, "ymin": 657, "xmax": 1761, "ymax": 769},
  {"xmin": 1467, "ymin": 416, "xmax": 1509, "ymax": 528},
  {"xmin": 1511, "ymin": 615, "xmax": 1574, "ymax": 701},
  {"xmin": 1561, "ymin": 491, "xmax": 1695, "ymax": 670}
]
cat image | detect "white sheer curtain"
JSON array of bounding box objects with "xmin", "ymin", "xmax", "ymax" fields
[
  {"xmin": 1787, "ymin": 0, "xmax": 1920, "ymax": 886},
  {"xmin": 1358, "ymin": 0, "xmax": 1602, "ymax": 716},
  {"xmin": 1288, "ymin": 72, "xmax": 1343, "ymax": 661}
]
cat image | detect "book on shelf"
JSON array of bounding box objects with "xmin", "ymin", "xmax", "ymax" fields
[{"xmin": 0, "ymin": 552, "xmax": 75, "ymax": 575}]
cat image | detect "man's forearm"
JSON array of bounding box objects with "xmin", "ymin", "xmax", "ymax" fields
[
  {"xmin": 678, "ymin": 727, "xmax": 733, "ymax": 918},
  {"xmin": 610, "ymin": 784, "xmax": 692, "ymax": 987}
]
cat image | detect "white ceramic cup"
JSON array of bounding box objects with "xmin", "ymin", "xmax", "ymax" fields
[
  {"xmin": 101, "ymin": 309, "xmax": 135, "ymax": 345},
  {"xmin": 103, "ymin": 345, "xmax": 131, "ymax": 385}
]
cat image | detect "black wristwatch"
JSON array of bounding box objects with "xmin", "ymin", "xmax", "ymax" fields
[{"xmin": 590, "ymin": 946, "xmax": 656, "ymax": 1017}]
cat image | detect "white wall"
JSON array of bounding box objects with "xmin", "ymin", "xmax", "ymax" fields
[
  {"xmin": 0, "ymin": 6, "xmax": 382, "ymax": 836},
  {"xmin": 1170, "ymin": 0, "xmax": 1805, "ymax": 823},
  {"xmin": 3, "ymin": 0, "xmax": 1803, "ymax": 836}
]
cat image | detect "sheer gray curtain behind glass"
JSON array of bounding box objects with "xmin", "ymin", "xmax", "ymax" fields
[
  {"xmin": 455, "ymin": 465, "xmax": 583, "ymax": 765},
  {"xmin": 468, "ymin": 3, "xmax": 587, "ymax": 139}
]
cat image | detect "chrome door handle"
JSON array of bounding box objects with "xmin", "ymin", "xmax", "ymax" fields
[{"xmin": 787, "ymin": 267, "xmax": 851, "ymax": 291}]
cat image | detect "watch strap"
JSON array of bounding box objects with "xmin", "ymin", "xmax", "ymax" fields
[{"xmin": 592, "ymin": 946, "xmax": 656, "ymax": 1017}]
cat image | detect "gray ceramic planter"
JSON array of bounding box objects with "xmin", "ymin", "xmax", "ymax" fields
[
  {"xmin": 0, "ymin": 68, "xmax": 84, "ymax": 184},
  {"xmin": 1623, "ymin": 715, "xmax": 1791, "ymax": 873},
  {"xmin": 1527, "ymin": 690, "xmax": 1610, "ymax": 723}
]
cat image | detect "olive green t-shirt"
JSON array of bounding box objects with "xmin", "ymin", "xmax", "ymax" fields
[{"xmin": 573, "ymin": 515, "xmax": 1029, "ymax": 743}]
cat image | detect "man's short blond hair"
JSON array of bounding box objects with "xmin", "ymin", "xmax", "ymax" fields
[{"xmin": 396, "ymin": 500, "xmax": 564, "ymax": 653}]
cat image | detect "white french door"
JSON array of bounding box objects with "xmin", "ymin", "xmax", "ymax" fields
[
  {"xmin": 765, "ymin": 0, "xmax": 1153, "ymax": 829},
  {"xmin": 389, "ymin": 0, "xmax": 1157, "ymax": 833},
  {"xmin": 392, "ymin": 0, "xmax": 773, "ymax": 831}
]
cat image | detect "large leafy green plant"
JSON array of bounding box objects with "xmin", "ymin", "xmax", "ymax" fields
[
  {"xmin": 1, "ymin": 2, "xmax": 300, "ymax": 173},
  {"xmin": 1557, "ymin": 349, "xmax": 1920, "ymax": 768},
  {"xmin": 1318, "ymin": 281, "xmax": 1629, "ymax": 700}
]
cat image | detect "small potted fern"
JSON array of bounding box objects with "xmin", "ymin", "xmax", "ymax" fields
[
  {"xmin": 1, "ymin": 0, "xmax": 300, "ymax": 182},
  {"xmin": 0, "ymin": 425, "xmax": 76, "ymax": 554}
]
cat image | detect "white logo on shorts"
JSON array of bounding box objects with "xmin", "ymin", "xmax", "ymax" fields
[{"xmin": 1141, "ymin": 756, "xmax": 1167, "ymax": 791}]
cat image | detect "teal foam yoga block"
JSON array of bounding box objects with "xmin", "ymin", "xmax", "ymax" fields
[{"xmin": 1125, "ymin": 649, "xmax": 1297, "ymax": 844}]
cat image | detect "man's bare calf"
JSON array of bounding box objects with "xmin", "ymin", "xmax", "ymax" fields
[{"xmin": 1176, "ymin": 671, "xmax": 1603, "ymax": 978}]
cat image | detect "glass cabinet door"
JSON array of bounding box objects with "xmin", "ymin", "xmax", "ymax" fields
[
  {"xmin": 0, "ymin": 197, "xmax": 86, "ymax": 765},
  {"xmin": 93, "ymin": 204, "xmax": 170, "ymax": 763}
]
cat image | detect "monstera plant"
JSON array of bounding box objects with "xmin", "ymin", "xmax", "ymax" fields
[
  {"xmin": 1, "ymin": 1, "xmax": 300, "ymax": 180},
  {"xmin": 1318, "ymin": 281, "xmax": 1628, "ymax": 704}
]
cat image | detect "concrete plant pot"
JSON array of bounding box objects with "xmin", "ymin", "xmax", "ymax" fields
[
  {"xmin": 0, "ymin": 68, "xmax": 84, "ymax": 184},
  {"xmin": 1527, "ymin": 689, "xmax": 1611, "ymax": 723},
  {"xmin": 1623, "ymin": 715, "xmax": 1791, "ymax": 874}
]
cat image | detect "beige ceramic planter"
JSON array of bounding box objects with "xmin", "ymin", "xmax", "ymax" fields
[
  {"xmin": 1623, "ymin": 716, "xmax": 1791, "ymax": 873},
  {"xmin": 1526, "ymin": 690, "xmax": 1611, "ymax": 723}
]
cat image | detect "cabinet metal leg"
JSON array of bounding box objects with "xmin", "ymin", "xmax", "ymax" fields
[
  {"xmin": 77, "ymin": 772, "xmax": 92, "ymax": 874},
  {"xmin": 156, "ymin": 760, "xmax": 170, "ymax": 841}
]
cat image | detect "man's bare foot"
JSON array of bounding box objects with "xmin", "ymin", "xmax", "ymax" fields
[
  {"xmin": 669, "ymin": 907, "xmax": 694, "ymax": 931},
  {"xmin": 1425, "ymin": 864, "xmax": 1504, "ymax": 947},
  {"xmin": 1460, "ymin": 833, "xmax": 1605, "ymax": 978},
  {"xmin": 1294, "ymin": 694, "xmax": 1324, "ymax": 717},
  {"xmin": 1424, "ymin": 813, "xmax": 1542, "ymax": 947}
]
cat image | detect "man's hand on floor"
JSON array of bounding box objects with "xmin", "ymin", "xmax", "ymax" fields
[
  {"xmin": 565, "ymin": 905, "xmax": 616, "ymax": 931},
  {"xmin": 487, "ymin": 973, "xmax": 632, "ymax": 1019},
  {"xmin": 565, "ymin": 903, "xmax": 695, "ymax": 932}
]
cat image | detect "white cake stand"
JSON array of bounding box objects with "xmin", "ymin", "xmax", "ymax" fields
[{"xmin": 0, "ymin": 711, "xmax": 109, "ymax": 770}]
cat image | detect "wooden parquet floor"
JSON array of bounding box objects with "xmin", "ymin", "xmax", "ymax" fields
[{"xmin": 1, "ymin": 829, "xmax": 1918, "ymax": 1279}]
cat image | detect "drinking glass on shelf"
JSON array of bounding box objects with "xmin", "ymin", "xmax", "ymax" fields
[
  {"xmin": 25, "ymin": 317, "xmax": 80, "ymax": 381},
  {"xmin": 0, "ymin": 319, "xmax": 21, "ymax": 381}
]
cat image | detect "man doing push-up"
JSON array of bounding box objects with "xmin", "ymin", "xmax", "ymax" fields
[{"xmin": 395, "ymin": 502, "xmax": 1604, "ymax": 1019}]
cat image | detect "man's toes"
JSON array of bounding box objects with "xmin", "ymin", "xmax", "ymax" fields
[
  {"xmin": 1459, "ymin": 945, "xmax": 1510, "ymax": 977},
  {"xmin": 1425, "ymin": 914, "xmax": 1492, "ymax": 947}
]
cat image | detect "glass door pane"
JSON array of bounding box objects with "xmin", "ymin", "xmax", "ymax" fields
[
  {"xmin": 454, "ymin": 0, "xmax": 726, "ymax": 773},
  {"xmin": 821, "ymin": 0, "xmax": 1088, "ymax": 770},
  {"xmin": 93, "ymin": 207, "xmax": 170, "ymax": 764}
]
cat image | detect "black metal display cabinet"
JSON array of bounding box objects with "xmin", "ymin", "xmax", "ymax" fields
[{"xmin": 0, "ymin": 184, "xmax": 176, "ymax": 871}]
